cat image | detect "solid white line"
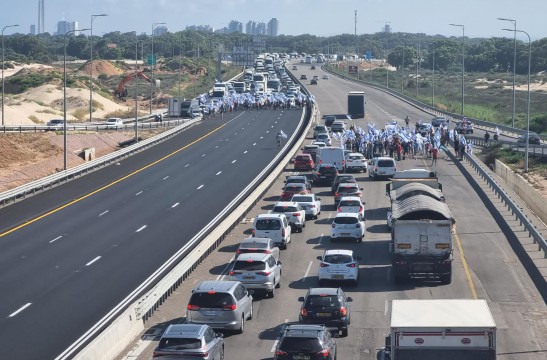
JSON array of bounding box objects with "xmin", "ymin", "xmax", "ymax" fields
[
  {"xmin": 197, "ymin": 184, "xmax": 204, "ymax": 189},
  {"xmin": 98, "ymin": 210, "xmax": 109, "ymax": 217},
  {"xmin": 8, "ymin": 303, "xmax": 32, "ymax": 317},
  {"xmin": 135, "ymin": 191, "xmax": 143, "ymax": 196},
  {"xmin": 184, "ymin": 164, "xmax": 190, "ymax": 167},
  {"xmin": 163, "ymin": 176, "xmax": 169, "ymax": 180},
  {"xmin": 232, "ymin": 160, "xmax": 237, "ymax": 164},
  {"xmin": 270, "ymin": 340, "xmax": 279, "ymax": 353},
  {"xmin": 217, "ymin": 255, "xmax": 236, "ymax": 281},
  {"xmin": 318, "ymin": 233, "xmax": 324, "ymax": 245},
  {"xmin": 216, "ymin": 171, "xmax": 222, "ymax": 175},
  {"xmin": 136, "ymin": 225, "xmax": 147, "ymax": 232},
  {"xmin": 86, "ymin": 256, "xmax": 101, "ymax": 266},
  {"xmin": 171, "ymin": 203, "xmax": 179, "ymax": 208},
  {"xmin": 244, "ymin": 150, "xmax": 248, "ymax": 154},
  {"xmin": 50, "ymin": 236, "xmax": 62, "ymax": 243},
  {"xmin": 303, "ymin": 261, "xmax": 313, "ymax": 280}
]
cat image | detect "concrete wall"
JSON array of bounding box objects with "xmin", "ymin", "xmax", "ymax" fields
[{"xmin": 495, "ymin": 159, "xmax": 547, "ymax": 225}]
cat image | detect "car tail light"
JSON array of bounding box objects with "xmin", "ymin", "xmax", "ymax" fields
[
  {"xmin": 320, "ymin": 262, "xmax": 329, "ymax": 267},
  {"xmin": 251, "ymin": 229, "xmax": 256, "ymax": 237},
  {"xmin": 223, "ymin": 304, "xmax": 237, "ymax": 311},
  {"xmin": 359, "ymin": 206, "xmax": 363, "ymax": 212},
  {"xmin": 346, "ymin": 263, "xmax": 356, "ymax": 268},
  {"xmin": 317, "ymin": 349, "xmax": 330, "ymax": 357},
  {"xmin": 275, "ymin": 350, "xmax": 288, "ymax": 356},
  {"xmin": 293, "ymin": 212, "xmax": 301, "ymax": 217},
  {"xmin": 300, "ymin": 308, "xmax": 308, "ymax": 316},
  {"xmin": 337, "ymin": 207, "xmax": 342, "ymax": 212},
  {"xmin": 256, "ymin": 271, "xmax": 271, "ymax": 276},
  {"xmin": 187, "ymin": 304, "xmax": 200, "ymax": 311},
  {"xmin": 236, "ymin": 249, "xmax": 241, "ymax": 254},
  {"xmin": 310, "ymin": 204, "xmax": 316, "ymax": 208},
  {"xmin": 229, "ymin": 270, "xmax": 242, "ymax": 276},
  {"xmin": 282, "ymin": 228, "xmax": 286, "ymax": 236},
  {"xmin": 374, "ymin": 166, "xmax": 378, "ymax": 172},
  {"xmin": 335, "ymin": 192, "xmax": 340, "ymax": 197},
  {"xmin": 263, "ymin": 250, "xmax": 271, "ymax": 254},
  {"xmin": 340, "ymin": 307, "xmax": 347, "ymax": 316}
]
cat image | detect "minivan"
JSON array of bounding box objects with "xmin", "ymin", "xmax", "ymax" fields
[
  {"xmin": 252, "ymin": 214, "xmax": 291, "ymax": 249},
  {"xmin": 186, "ymin": 280, "xmax": 253, "ymax": 333}
]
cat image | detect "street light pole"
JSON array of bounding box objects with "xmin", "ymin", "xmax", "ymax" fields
[
  {"xmin": 503, "ymin": 28, "xmax": 531, "ymax": 172},
  {"xmin": 64, "ymin": 28, "xmax": 90, "ymax": 170},
  {"xmin": 89, "ymin": 14, "xmax": 107, "ymax": 123},
  {"xmin": 498, "ymin": 18, "xmax": 517, "ymax": 128},
  {"xmin": 150, "ymin": 22, "xmax": 166, "ymax": 114},
  {"xmin": 135, "ymin": 33, "xmax": 139, "ymax": 143},
  {"xmin": 2, "ymin": 24, "xmax": 19, "ymax": 126},
  {"xmin": 450, "ymin": 23, "xmax": 465, "ymax": 118},
  {"xmin": 432, "ymin": 42, "xmax": 435, "ymax": 106}
]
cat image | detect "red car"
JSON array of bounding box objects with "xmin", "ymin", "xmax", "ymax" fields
[
  {"xmin": 281, "ymin": 183, "xmax": 309, "ymax": 201},
  {"xmin": 294, "ymin": 153, "xmax": 315, "ymax": 171}
]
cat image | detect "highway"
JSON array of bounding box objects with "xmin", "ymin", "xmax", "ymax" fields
[
  {"xmin": 0, "ymin": 109, "xmax": 303, "ymax": 359},
  {"xmin": 119, "ymin": 63, "xmax": 547, "ymax": 360}
]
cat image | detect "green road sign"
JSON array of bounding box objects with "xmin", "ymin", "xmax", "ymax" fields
[{"xmin": 147, "ymin": 54, "xmax": 157, "ymax": 66}]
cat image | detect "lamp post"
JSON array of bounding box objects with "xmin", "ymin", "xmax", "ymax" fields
[
  {"xmin": 503, "ymin": 28, "xmax": 531, "ymax": 172},
  {"xmin": 134, "ymin": 32, "xmax": 139, "ymax": 143},
  {"xmin": 432, "ymin": 42, "xmax": 435, "ymax": 106},
  {"xmin": 450, "ymin": 23, "xmax": 465, "ymax": 118},
  {"xmin": 64, "ymin": 28, "xmax": 90, "ymax": 170},
  {"xmin": 150, "ymin": 22, "xmax": 166, "ymax": 114},
  {"xmin": 498, "ymin": 18, "xmax": 517, "ymax": 128},
  {"xmin": 2, "ymin": 24, "xmax": 19, "ymax": 126},
  {"xmin": 89, "ymin": 14, "xmax": 107, "ymax": 122}
]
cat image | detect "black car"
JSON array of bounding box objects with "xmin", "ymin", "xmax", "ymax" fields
[
  {"xmin": 311, "ymin": 79, "xmax": 318, "ymax": 85},
  {"xmin": 298, "ymin": 287, "xmax": 353, "ymax": 337},
  {"xmin": 285, "ymin": 175, "xmax": 312, "ymax": 191},
  {"xmin": 313, "ymin": 164, "xmax": 339, "ymax": 187},
  {"xmin": 517, "ymin": 131, "xmax": 541, "ymax": 145},
  {"xmin": 274, "ymin": 324, "xmax": 336, "ymax": 360},
  {"xmin": 311, "ymin": 65, "xmax": 316, "ymax": 70},
  {"xmin": 325, "ymin": 115, "xmax": 336, "ymax": 127},
  {"xmin": 331, "ymin": 174, "xmax": 357, "ymax": 193}
]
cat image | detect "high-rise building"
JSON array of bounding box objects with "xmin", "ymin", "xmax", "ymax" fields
[
  {"xmin": 256, "ymin": 22, "xmax": 266, "ymax": 35},
  {"xmin": 267, "ymin": 18, "xmax": 279, "ymax": 36},
  {"xmin": 228, "ymin": 20, "xmax": 243, "ymax": 33},
  {"xmin": 37, "ymin": 0, "xmax": 45, "ymax": 34},
  {"xmin": 56, "ymin": 20, "xmax": 79, "ymax": 35},
  {"xmin": 153, "ymin": 25, "xmax": 168, "ymax": 36},
  {"xmin": 245, "ymin": 21, "xmax": 256, "ymax": 35},
  {"xmin": 30, "ymin": 25, "xmax": 36, "ymax": 35}
]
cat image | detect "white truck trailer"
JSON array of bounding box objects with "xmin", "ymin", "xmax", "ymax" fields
[{"xmin": 381, "ymin": 299, "xmax": 497, "ymax": 360}]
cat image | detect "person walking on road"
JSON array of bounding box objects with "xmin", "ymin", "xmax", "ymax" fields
[{"xmin": 431, "ymin": 146, "xmax": 439, "ymax": 166}]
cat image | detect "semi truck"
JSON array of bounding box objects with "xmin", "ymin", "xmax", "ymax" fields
[
  {"xmin": 380, "ymin": 299, "xmax": 497, "ymax": 360},
  {"xmin": 168, "ymin": 98, "xmax": 200, "ymax": 118},
  {"xmin": 347, "ymin": 91, "xmax": 365, "ymax": 118}
]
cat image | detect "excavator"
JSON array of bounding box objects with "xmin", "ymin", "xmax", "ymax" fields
[{"xmin": 116, "ymin": 71, "xmax": 152, "ymax": 98}]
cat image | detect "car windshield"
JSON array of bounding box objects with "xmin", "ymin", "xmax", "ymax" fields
[
  {"xmin": 188, "ymin": 292, "xmax": 234, "ymax": 308},
  {"xmin": 279, "ymin": 337, "xmax": 322, "ymax": 352},
  {"xmin": 296, "ymin": 156, "xmax": 309, "ymax": 161},
  {"xmin": 158, "ymin": 337, "xmax": 201, "ymax": 350},
  {"xmin": 340, "ymin": 200, "xmax": 360, "ymax": 207},
  {"xmin": 255, "ymin": 219, "xmax": 281, "ymax": 230},
  {"xmin": 324, "ymin": 254, "xmax": 353, "ymax": 264},
  {"xmin": 334, "ymin": 217, "xmax": 358, "ymax": 224},
  {"xmin": 240, "ymin": 242, "xmax": 268, "ymax": 249},
  {"xmin": 233, "ymin": 260, "xmax": 266, "ymax": 271}
]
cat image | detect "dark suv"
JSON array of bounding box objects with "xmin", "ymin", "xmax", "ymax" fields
[
  {"xmin": 313, "ymin": 164, "xmax": 339, "ymax": 186},
  {"xmin": 331, "ymin": 174, "xmax": 357, "ymax": 193},
  {"xmin": 274, "ymin": 324, "xmax": 336, "ymax": 360},
  {"xmin": 298, "ymin": 287, "xmax": 353, "ymax": 337}
]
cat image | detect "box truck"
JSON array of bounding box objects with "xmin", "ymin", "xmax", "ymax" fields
[{"xmin": 347, "ymin": 91, "xmax": 365, "ymax": 118}]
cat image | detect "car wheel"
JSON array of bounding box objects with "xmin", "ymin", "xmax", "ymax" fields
[
  {"xmin": 268, "ymin": 286, "xmax": 275, "ymax": 298},
  {"xmin": 314, "ymin": 214, "xmax": 318, "ymax": 220},
  {"xmin": 341, "ymin": 328, "xmax": 348, "ymax": 337},
  {"xmin": 276, "ymin": 274, "xmax": 281, "ymax": 288},
  {"xmin": 220, "ymin": 346, "xmax": 225, "ymax": 360},
  {"xmin": 357, "ymin": 237, "xmax": 363, "ymax": 243},
  {"xmin": 237, "ymin": 316, "xmax": 245, "ymax": 334},
  {"xmin": 248, "ymin": 302, "xmax": 253, "ymax": 320}
]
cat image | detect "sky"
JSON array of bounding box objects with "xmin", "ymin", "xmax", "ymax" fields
[{"xmin": 2, "ymin": 0, "xmax": 546, "ymax": 41}]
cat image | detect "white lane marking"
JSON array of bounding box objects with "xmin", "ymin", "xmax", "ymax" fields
[
  {"xmin": 171, "ymin": 203, "xmax": 179, "ymax": 208},
  {"xmin": 184, "ymin": 164, "xmax": 190, "ymax": 167},
  {"xmin": 266, "ymin": 130, "xmax": 270, "ymax": 134},
  {"xmin": 216, "ymin": 171, "xmax": 222, "ymax": 175},
  {"xmin": 163, "ymin": 176, "xmax": 169, "ymax": 180},
  {"xmin": 135, "ymin": 191, "xmax": 143, "ymax": 196},
  {"xmin": 98, "ymin": 210, "xmax": 109, "ymax": 217},
  {"xmin": 253, "ymin": 142, "xmax": 257, "ymax": 146},
  {"xmin": 260, "ymin": 136, "xmax": 263, "ymax": 139},
  {"xmin": 202, "ymin": 154, "xmax": 206, "ymax": 157},
  {"xmin": 232, "ymin": 160, "xmax": 237, "ymax": 164},
  {"xmin": 271, "ymin": 340, "xmax": 279, "ymax": 353},
  {"xmin": 8, "ymin": 303, "xmax": 32, "ymax": 317},
  {"xmin": 318, "ymin": 233, "xmax": 325, "ymax": 245},
  {"xmin": 49, "ymin": 236, "xmax": 63, "ymax": 244},
  {"xmin": 197, "ymin": 184, "xmax": 204, "ymax": 189},
  {"xmin": 215, "ymin": 145, "xmax": 219, "ymax": 149},
  {"xmin": 136, "ymin": 225, "xmax": 147, "ymax": 232},
  {"xmin": 303, "ymin": 261, "xmax": 313, "ymax": 280},
  {"xmin": 385, "ymin": 300, "xmax": 389, "ymax": 317},
  {"xmin": 271, "ymin": 125, "xmax": 274, "ymax": 128},
  {"xmin": 86, "ymin": 256, "xmax": 101, "ymax": 266},
  {"xmin": 244, "ymin": 150, "xmax": 248, "ymax": 154}
]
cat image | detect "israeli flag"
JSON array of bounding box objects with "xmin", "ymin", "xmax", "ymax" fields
[{"xmin": 280, "ymin": 130, "xmax": 288, "ymax": 139}]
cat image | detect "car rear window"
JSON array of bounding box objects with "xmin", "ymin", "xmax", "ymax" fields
[
  {"xmin": 279, "ymin": 337, "xmax": 322, "ymax": 352},
  {"xmin": 378, "ymin": 160, "xmax": 395, "ymax": 167},
  {"xmin": 158, "ymin": 337, "xmax": 201, "ymax": 350},
  {"xmin": 305, "ymin": 295, "xmax": 340, "ymax": 308},
  {"xmin": 340, "ymin": 200, "xmax": 360, "ymax": 207},
  {"xmin": 273, "ymin": 206, "xmax": 299, "ymax": 213},
  {"xmin": 285, "ymin": 185, "xmax": 304, "ymax": 191},
  {"xmin": 349, "ymin": 155, "xmax": 363, "ymax": 160},
  {"xmin": 324, "ymin": 254, "xmax": 353, "ymax": 264},
  {"xmin": 240, "ymin": 242, "xmax": 268, "ymax": 249},
  {"xmin": 319, "ymin": 167, "xmax": 337, "ymax": 174},
  {"xmin": 255, "ymin": 219, "xmax": 281, "ymax": 230},
  {"xmin": 291, "ymin": 196, "xmax": 311, "ymax": 202},
  {"xmin": 233, "ymin": 260, "xmax": 266, "ymax": 271},
  {"xmin": 334, "ymin": 216, "xmax": 358, "ymax": 224},
  {"xmin": 188, "ymin": 292, "xmax": 235, "ymax": 308},
  {"xmin": 296, "ymin": 156, "xmax": 310, "ymax": 161}
]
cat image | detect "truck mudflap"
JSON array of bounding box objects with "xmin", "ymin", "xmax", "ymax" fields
[{"xmin": 392, "ymin": 254, "xmax": 452, "ymax": 284}]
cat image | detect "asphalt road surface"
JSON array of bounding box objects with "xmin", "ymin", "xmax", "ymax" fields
[{"xmin": 118, "ymin": 63, "xmax": 547, "ymax": 360}]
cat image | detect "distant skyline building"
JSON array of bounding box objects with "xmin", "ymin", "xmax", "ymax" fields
[
  {"xmin": 228, "ymin": 20, "xmax": 243, "ymax": 33},
  {"xmin": 245, "ymin": 21, "xmax": 256, "ymax": 35},
  {"xmin": 256, "ymin": 22, "xmax": 266, "ymax": 35},
  {"xmin": 267, "ymin": 18, "xmax": 279, "ymax": 36},
  {"xmin": 55, "ymin": 20, "xmax": 78, "ymax": 35},
  {"xmin": 37, "ymin": 0, "xmax": 45, "ymax": 34},
  {"xmin": 185, "ymin": 25, "xmax": 214, "ymax": 32},
  {"xmin": 382, "ymin": 23, "xmax": 392, "ymax": 33},
  {"xmin": 30, "ymin": 25, "xmax": 36, "ymax": 35},
  {"xmin": 153, "ymin": 25, "xmax": 168, "ymax": 36},
  {"xmin": 188, "ymin": 17, "xmax": 279, "ymax": 36}
]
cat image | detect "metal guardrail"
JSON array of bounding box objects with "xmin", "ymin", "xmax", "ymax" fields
[
  {"xmin": 323, "ymin": 65, "xmax": 546, "ymax": 141},
  {"xmin": 466, "ymin": 136, "xmax": 547, "ymax": 157}
]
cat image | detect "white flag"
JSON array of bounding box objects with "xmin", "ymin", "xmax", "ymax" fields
[{"xmin": 280, "ymin": 130, "xmax": 287, "ymax": 139}]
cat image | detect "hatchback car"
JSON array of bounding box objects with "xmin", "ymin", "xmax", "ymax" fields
[
  {"xmin": 275, "ymin": 324, "xmax": 337, "ymax": 360},
  {"xmin": 337, "ymin": 196, "xmax": 365, "ymax": 218},
  {"xmin": 270, "ymin": 201, "xmax": 306, "ymax": 232},
  {"xmin": 322, "ymin": 74, "xmax": 330, "ymax": 80},
  {"xmin": 153, "ymin": 324, "xmax": 224, "ymax": 360},
  {"xmin": 298, "ymin": 287, "xmax": 353, "ymax": 337},
  {"xmin": 317, "ymin": 249, "xmax": 360, "ymax": 286},
  {"xmin": 285, "ymin": 175, "xmax": 312, "ymax": 191},
  {"xmin": 311, "ymin": 65, "xmax": 316, "ymax": 70},
  {"xmin": 186, "ymin": 280, "xmax": 253, "ymax": 333},
  {"xmin": 105, "ymin": 117, "xmax": 123, "ymax": 129},
  {"xmin": 229, "ymin": 253, "xmax": 282, "ymax": 297},
  {"xmin": 368, "ymin": 157, "xmax": 397, "ymax": 180},
  {"xmin": 330, "ymin": 212, "xmax": 365, "ymax": 243},
  {"xmin": 313, "ymin": 164, "xmax": 339, "ymax": 186},
  {"xmin": 316, "ymin": 133, "xmax": 332, "ymax": 146},
  {"xmin": 236, "ymin": 237, "xmax": 280, "ymax": 262},
  {"xmin": 345, "ymin": 152, "xmax": 367, "ymax": 172},
  {"xmin": 330, "ymin": 121, "xmax": 346, "ymax": 133},
  {"xmin": 281, "ymin": 183, "xmax": 309, "ymax": 201},
  {"xmin": 334, "ymin": 183, "xmax": 363, "ymax": 205},
  {"xmin": 293, "ymin": 153, "xmax": 315, "ymax": 171},
  {"xmin": 291, "ymin": 194, "xmax": 322, "ymax": 220}
]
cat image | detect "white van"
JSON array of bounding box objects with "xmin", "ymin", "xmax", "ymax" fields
[
  {"xmin": 317, "ymin": 147, "xmax": 346, "ymax": 172},
  {"xmin": 252, "ymin": 214, "xmax": 291, "ymax": 249}
]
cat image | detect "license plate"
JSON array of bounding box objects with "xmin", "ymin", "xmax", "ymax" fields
[
  {"xmin": 379, "ymin": 171, "xmax": 385, "ymax": 174},
  {"xmin": 341, "ymin": 233, "xmax": 350, "ymax": 236},
  {"xmin": 243, "ymin": 276, "xmax": 255, "ymax": 279},
  {"xmin": 205, "ymin": 311, "xmax": 217, "ymax": 316},
  {"xmin": 332, "ymin": 275, "xmax": 344, "ymax": 279},
  {"xmin": 320, "ymin": 176, "xmax": 326, "ymax": 178},
  {"xmin": 293, "ymin": 355, "xmax": 310, "ymax": 360},
  {"xmin": 316, "ymin": 312, "xmax": 331, "ymax": 317}
]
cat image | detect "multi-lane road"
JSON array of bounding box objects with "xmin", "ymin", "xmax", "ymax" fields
[{"xmin": 116, "ymin": 64, "xmax": 547, "ymax": 360}]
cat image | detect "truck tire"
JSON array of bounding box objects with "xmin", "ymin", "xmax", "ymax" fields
[
  {"xmin": 440, "ymin": 272, "xmax": 452, "ymax": 285},
  {"xmin": 341, "ymin": 328, "xmax": 348, "ymax": 337}
]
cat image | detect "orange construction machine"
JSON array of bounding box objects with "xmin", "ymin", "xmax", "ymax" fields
[{"xmin": 116, "ymin": 71, "xmax": 152, "ymax": 98}]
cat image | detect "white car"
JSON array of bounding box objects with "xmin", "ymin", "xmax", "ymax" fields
[
  {"xmin": 368, "ymin": 156, "xmax": 397, "ymax": 180},
  {"xmin": 291, "ymin": 194, "xmax": 322, "ymax": 219},
  {"xmin": 337, "ymin": 196, "xmax": 365, "ymax": 219},
  {"xmin": 385, "ymin": 120, "xmax": 398, "ymax": 131},
  {"xmin": 322, "ymin": 74, "xmax": 329, "ymax": 80},
  {"xmin": 330, "ymin": 212, "xmax": 365, "ymax": 243},
  {"xmin": 345, "ymin": 152, "xmax": 367, "ymax": 172},
  {"xmin": 270, "ymin": 201, "xmax": 306, "ymax": 233},
  {"xmin": 315, "ymin": 133, "xmax": 332, "ymax": 146},
  {"xmin": 105, "ymin": 117, "xmax": 124, "ymax": 129},
  {"xmin": 312, "ymin": 141, "xmax": 327, "ymax": 149},
  {"xmin": 317, "ymin": 249, "xmax": 360, "ymax": 285}
]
